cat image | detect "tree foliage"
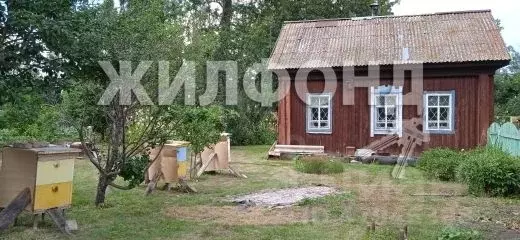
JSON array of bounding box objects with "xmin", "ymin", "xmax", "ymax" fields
[
  {"xmin": 200, "ymin": 0, "xmax": 399, "ymax": 145},
  {"xmin": 0, "ymin": 0, "xmax": 75, "ymax": 105},
  {"xmin": 495, "ymin": 47, "xmax": 520, "ymax": 117},
  {"xmin": 1, "ymin": 0, "xmax": 400, "ymax": 205}
]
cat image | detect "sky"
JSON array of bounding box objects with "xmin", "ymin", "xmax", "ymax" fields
[{"xmin": 393, "ymin": 0, "xmax": 520, "ymax": 49}]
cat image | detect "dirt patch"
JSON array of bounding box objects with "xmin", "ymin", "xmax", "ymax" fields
[
  {"xmin": 496, "ymin": 229, "xmax": 520, "ymax": 240},
  {"xmin": 231, "ymin": 186, "xmax": 338, "ymax": 207},
  {"xmin": 164, "ymin": 205, "xmax": 312, "ymax": 225}
]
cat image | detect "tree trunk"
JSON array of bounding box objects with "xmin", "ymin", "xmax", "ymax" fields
[
  {"xmin": 95, "ymin": 103, "xmax": 125, "ymax": 206},
  {"xmin": 95, "ymin": 175, "xmax": 109, "ymax": 206},
  {"xmin": 220, "ymin": 0, "xmax": 232, "ymax": 30}
]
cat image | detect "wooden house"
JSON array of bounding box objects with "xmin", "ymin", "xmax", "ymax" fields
[{"xmin": 268, "ymin": 10, "xmax": 511, "ymax": 155}]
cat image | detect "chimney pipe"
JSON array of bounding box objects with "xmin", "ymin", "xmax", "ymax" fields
[{"xmin": 370, "ymin": 1, "xmax": 380, "ymax": 16}]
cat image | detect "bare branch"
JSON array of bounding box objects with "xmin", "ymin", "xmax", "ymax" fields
[
  {"xmin": 78, "ymin": 125, "xmax": 106, "ymax": 175},
  {"xmin": 124, "ymin": 113, "xmax": 157, "ymax": 158}
]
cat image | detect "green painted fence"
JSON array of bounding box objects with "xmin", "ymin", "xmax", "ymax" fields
[{"xmin": 488, "ymin": 122, "xmax": 520, "ymax": 156}]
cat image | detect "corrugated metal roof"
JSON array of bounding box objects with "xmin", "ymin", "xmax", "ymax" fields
[{"xmin": 268, "ymin": 10, "xmax": 510, "ymax": 70}]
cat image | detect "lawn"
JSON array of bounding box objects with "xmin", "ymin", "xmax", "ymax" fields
[{"xmin": 2, "ymin": 145, "xmax": 520, "ymax": 239}]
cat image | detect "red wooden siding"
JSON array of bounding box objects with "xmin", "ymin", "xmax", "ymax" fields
[{"xmin": 284, "ymin": 72, "xmax": 494, "ymax": 155}]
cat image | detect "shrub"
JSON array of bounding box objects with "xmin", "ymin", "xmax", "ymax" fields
[
  {"xmin": 418, "ymin": 148, "xmax": 464, "ymax": 181},
  {"xmin": 1, "ymin": 98, "xmax": 77, "ymax": 144},
  {"xmin": 456, "ymin": 147, "xmax": 520, "ymax": 197},
  {"xmin": 294, "ymin": 157, "xmax": 344, "ymax": 174},
  {"xmin": 224, "ymin": 106, "xmax": 276, "ymax": 146},
  {"xmin": 119, "ymin": 154, "xmax": 149, "ymax": 189},
  {"xmin": 438, "ymin": 227, "xmax": 483, "ymax": 240}
]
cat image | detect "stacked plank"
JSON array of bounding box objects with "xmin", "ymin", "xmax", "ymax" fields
[{"xmin": 268, "ymin": 144, "xmax": 325, "ymax": 158}]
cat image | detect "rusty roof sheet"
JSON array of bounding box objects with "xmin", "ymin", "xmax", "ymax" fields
[{"xmin": 268, "ymin": 10, "xmax": 510, "ymax": 69}]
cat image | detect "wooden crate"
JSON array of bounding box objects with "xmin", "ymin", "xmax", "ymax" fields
[{"xmin": 0, "ymin": 147, "xmax": 81, "ymax": 213}]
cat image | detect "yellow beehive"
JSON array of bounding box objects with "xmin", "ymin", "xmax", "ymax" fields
[{"xmin": 0, "ymin": 147, "xmax": 81, "ymax": 213}]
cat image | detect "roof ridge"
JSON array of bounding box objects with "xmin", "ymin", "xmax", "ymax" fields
[{"xmin": 283, "ymin": 9, "xmax": 492, "ymax": 24}]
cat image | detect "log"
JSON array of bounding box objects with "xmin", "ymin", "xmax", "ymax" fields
[
  {"xmin": 46, "ymin": 208, "xmax": 71, "ymax": 235},
  {"xmin": 409, "ymin": 193, "xmax": 467, "ymax": 197},
  {"xmin": 360, "ymin": 155, "xmax": 418, "ymax": 166},
  {"xmin": 228, "ymin": 166, "xmax": 247, "ymax": 178},
  {"xmin": 0, "ymin": 188, "xmax": 31, "ymax": 231}
]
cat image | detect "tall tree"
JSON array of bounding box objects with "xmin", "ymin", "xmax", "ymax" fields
[
  {"xmin": 495, "ymin": 46, "xmax": 520, "ymax": 117},
  {"xmin": 0, "ymin": 0, "xmax": 78, "ymax": 105},
  {"xmin": 198, "ymin": 0, "xmax": 399, "ymax": 144},
  {"xmin": 59, "ymin": 0, "xmax": 189, "ymax": 205}
]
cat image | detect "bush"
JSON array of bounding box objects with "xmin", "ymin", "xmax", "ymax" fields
[
  {"xmin": 0, "ymin": 94, "xmax": 77, "ymax": 144},
  {"xmin": 418, "ymin": 148, "xmax": 464, "ymax": 181},
  {"xmin": 438, "ymin": 227, "xmax": 483, "ymax": 240},
  {"xmin": 294, "ymin": 157, "xmax": 344, "ymax": 174},
  {"xmin": 456, "ymin": 147, "xmax": 520, "ymax": 197},
  {"xmin": 224, "ymin": 105, "xmax": 276, "ymax": 146},
  {"xmin": 119, "ymin": 154, "xmax": 149, "ymax": 189}
]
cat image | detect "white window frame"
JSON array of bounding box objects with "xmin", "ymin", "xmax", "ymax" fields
[
  {"xmin": 370, "ymin": 86, "xmax": 403, "ymax": 137},
  {"xmin": 306, "ymin": 93, "xmax": 332, "ymax": 134},
  {"xmin": 423, "ymin": 91, "xmax": 455, "ymax": 134}
]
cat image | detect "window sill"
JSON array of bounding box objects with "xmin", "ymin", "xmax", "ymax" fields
[
  {"xmin": 423, "ymin": 130, "xmax": 455, "ymax": 135},
  {"xmin": 373, "ymin": 130, "xmax": 399, "ymax": 135},
  {"xmin": 306, "ymin": 131, "xmax": 332, "ymax": 135}
]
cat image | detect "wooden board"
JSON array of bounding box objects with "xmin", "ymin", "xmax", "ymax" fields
[
  {"xmin": 159, "ymin": 145, "xmax": 178, "ymax": 183},
  {"xmin": 0, "ymin": 148, "xmax": 38, "ymax": 211},
  {"xmin": 488, "ymin": 122, "xmax": 520, "ymax": 156},
  {"xmin": 0, "ymin": 188, "xmax": 31, "ymax": 231},
  {"xmin": 201, "ymin": 135, "xmax": 230, "ymax": 172},
  {"xmin": 269, "ymin": 145, "xmax": 325, "ymax": 157},
  {"xmin": 38, "ymin": 153, "xmax": 80, "ymax": 162},
  {"xmin": 36, "ymin": 160, "xmax": 75, "ymax": 185},
  {"xmin": 33, "ymin": 182, "xmax": 72, "ymax": 211}
]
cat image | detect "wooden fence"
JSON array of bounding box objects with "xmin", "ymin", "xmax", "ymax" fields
[{"xmin": 488, "ymin": 122, "xmax": 520, "ymax": 156}]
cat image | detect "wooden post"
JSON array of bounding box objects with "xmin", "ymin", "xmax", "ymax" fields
[
  {"xmin": 398, "ymin": 225, "xmax": 408, "ymax": 240},
  {"xmin": 477, "ymin": 74, "xmax": 493, "ymax": 146},
  {"xmin": 278, "ymin": 90, "xmax": 287, "ymax": 144},
  {"xmin": 33, "ymin": 214, "xmax": 40, "ymax": 230},
  {"xmin": 276, "ymin": 75, "xmax": 292, "ymax": 145},
  {"xmin": 46, "ymin": 208, "xmax": 70, "ymax": 235},
  {"xmin": 285, "ymin": 79, "xmax": 292, "ymax": 144}
]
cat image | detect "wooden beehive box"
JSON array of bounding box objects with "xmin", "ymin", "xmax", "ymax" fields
[
  {"xmin": 200, "ymin": 133, "xmax": 231, "ymax": 172},
  {"xmin": 147, "ymin": 141, "xmax": 190, "ymax": 184},
  {"xmin": 0, "ymin": 147, "xmax": 81, "ymax": 213}
]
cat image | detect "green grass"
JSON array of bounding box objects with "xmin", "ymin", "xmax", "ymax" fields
[
  {"xmin": 2, "ymin": 146, "xmax": 519, "ymax": 239},
  {"xmin": 294, "ymin": 157, "xmax": 344, "ymax": 174}
]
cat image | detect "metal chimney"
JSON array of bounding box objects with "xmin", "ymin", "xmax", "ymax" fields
[{"xmin": 370, "ymin": 1, "xmax": 380, "ymax": 16}]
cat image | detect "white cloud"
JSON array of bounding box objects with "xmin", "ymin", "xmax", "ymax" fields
[{"xmin": 393, "ymin": 0, "xmax": 520, "ymax": 49}]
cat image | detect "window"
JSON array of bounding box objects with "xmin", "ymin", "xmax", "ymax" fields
[
  {"xmin": 306, "ymin": 93, "xmax": 332, "ymax": 134},
  {"xmin": 371, "ymin": 86, "xmax": 403, "ymax": 137},
  {"xmin": 424, "ymin": 91, "xmax": 455, "ymax": 133}
]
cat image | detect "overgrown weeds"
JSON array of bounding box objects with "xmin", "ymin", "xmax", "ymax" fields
[{"xmin": 294, "ymin": 157, "xmax": 344, "ymax": 174}]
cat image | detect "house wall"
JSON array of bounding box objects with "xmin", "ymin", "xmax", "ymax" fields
[{"xmin": 278, "ymin": 66, "xmax": 496, "ymax": 155}]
